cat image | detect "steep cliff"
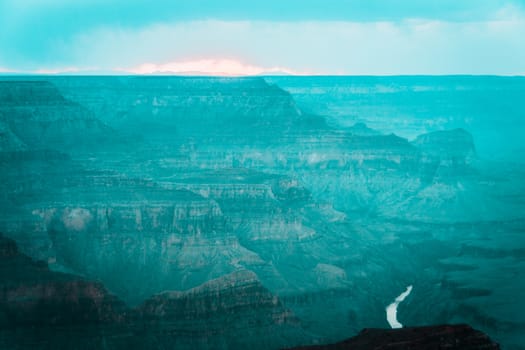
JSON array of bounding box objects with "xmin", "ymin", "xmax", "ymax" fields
[
  {"xmin": 0, "ymin": 233, "xmax": 131, "ymax": 349},
  {"xmin": 0, "ymin": 81, "xmax": 112, "ymax": 151},
  {"xmin": 0, "ymin": 234, "xmax": 308, "ymax": 350},
  {"xmin": 139, "ymin": 270, "xmax": 306, "ymax": 349},
  {"xmin": 45, "ymin": 76, "xmax": 305, "ymax": 142}
]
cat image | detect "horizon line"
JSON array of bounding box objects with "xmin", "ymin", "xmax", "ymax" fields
[{"xmin": 1, "ymin": 73, "xmax": 525, "ymax": 78}]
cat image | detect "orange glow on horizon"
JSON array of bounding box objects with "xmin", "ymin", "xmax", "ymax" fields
[{"xmin": 121, "ymin": 58, "xmax": 309, "ymax": 76}]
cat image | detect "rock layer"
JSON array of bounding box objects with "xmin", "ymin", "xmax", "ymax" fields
[{"xmin": 0, "ymin": 234, "xmax": 307, "ymax": 350}]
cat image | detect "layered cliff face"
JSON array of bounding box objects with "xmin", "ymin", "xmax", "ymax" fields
[
  {"xmin": 0, "ymin": 76, "xmax": 524, "ymax": 349},
  {"xmin": 44, "ymin": 76, "xmax": 303, "ymax": 142},
  {"xmin": 0, "ymin": 234, "xmax": 504, "ymax": 350},
  {"xmin": 6, "ymin": 169, "xmax": 241, "ymax": 304},
  {"xmin": 0, "ymin": 81, "xmax": 112, "ymax": 152},
  {"xmin": 0, "ymin": 233, "xmax": 130, "ymax": 349},
  {"xmin": 0, "ymin": 234, "xmax": 307, "ymax": 350},
  {"xmin": 0, "ymin": 234, "xmax": 126, "ymax": 325},
  {"xmin": 266, "ymin": 75, "xmax": 525, "ymax": 162},
  {"xmin": 0, "ymin": 78, "xmax": 486, "ymax": 223},
  {"xmin": 42, "ymin": 191, "xmax": 227, "ymax": 303},
  {"xmin": 139, "ymin": 270, "xmax": 306, "ymax": 349}
]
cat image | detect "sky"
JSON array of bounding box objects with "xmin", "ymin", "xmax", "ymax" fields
[{"xmin": 1, "ymin": 0, "xmax": 525, "ymax": 75}]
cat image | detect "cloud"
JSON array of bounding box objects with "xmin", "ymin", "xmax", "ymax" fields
[
  {"xmin": 1, "ymin": 4, "xmax": 525, "ymax": 74},
  {"xmin": 57, "ymin": 14, "xmax": 525, "ymax": 75}
]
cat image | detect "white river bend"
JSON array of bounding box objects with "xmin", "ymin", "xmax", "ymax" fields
[{"xmin": 386, "ymin": 285, "xmax": 413, "ymax": 329}]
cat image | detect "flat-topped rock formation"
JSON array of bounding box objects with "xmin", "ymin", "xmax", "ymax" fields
[{"xmin": 42, "ymin": 76, "xmax": 306, "ymax": 141}]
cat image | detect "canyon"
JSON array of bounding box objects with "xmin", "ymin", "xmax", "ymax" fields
[{"xmin": 0, "ymin": 76, "xmax": 523, "ymax": 349}]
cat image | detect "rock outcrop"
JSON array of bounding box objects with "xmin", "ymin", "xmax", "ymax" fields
[
  {"xmin": 0, "ymin": 232, "xmax": 130, "ymax": 349},
  {"xmin": 0, "ymin": 233, "xmax": 307, "ymax": 350},
  {"xmin": 288, "ymin": 324, "xmax": 500, "ymax": 349}
]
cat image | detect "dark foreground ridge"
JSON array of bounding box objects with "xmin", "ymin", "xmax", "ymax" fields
[
  {"xmin": 0, "ymin": 233, "xmax": 304, "ymax": 349},
  {"xmin": 288, "ymin": 324, "xmax": 500, "ymax": 350},
  {"xmin": 1, "ymin": 232, "xmax": 500, "ymax": 349}
]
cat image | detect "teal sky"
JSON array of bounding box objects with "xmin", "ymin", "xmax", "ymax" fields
[{"xmin": 1, "ymin": 0, "xmax": 525, "ymax": 75}]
